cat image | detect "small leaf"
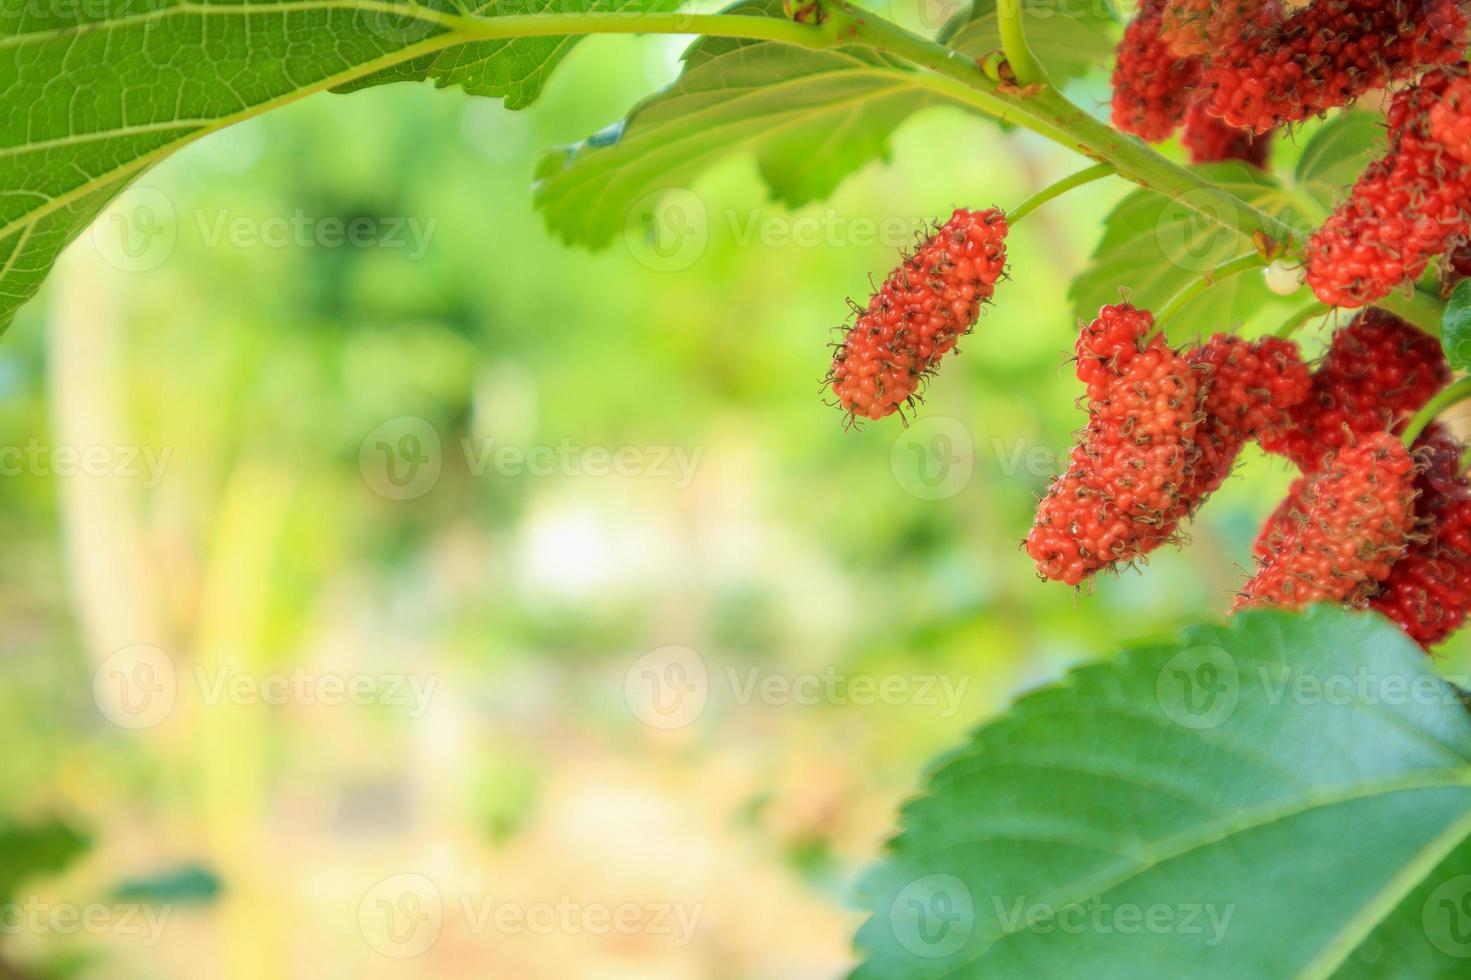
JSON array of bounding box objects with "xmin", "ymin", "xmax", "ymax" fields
[
  {"xmin": 112, "ymin": 864, "xmax": 223, "ymax": 906},
  {"xmin": 0, "ymin": 818, "xmax": 90, "ymax": 904},
  {"xmin": 534, "ymin": 1, "xmax": 939, "ymax": 247},
  {"xmin": 1069, "ymin": 163, "xmax": 1305, "ymax": 340},
  {"xmin": 945, "ymin": 0, "xmax": 1119, "ymax": 85},
  {"xmin": 853, "ymin": 605, "xmax": 1471, "ymax": 978},
  {"xmin": 1442, "ymin": 279, "xmax": 1471, "ymax": 372}
]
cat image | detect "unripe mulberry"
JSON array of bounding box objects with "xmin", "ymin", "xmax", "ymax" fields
[
  {"xmin": 828, "ymin": 208, "xmax": 1007, "ymax": 421},
  {"xmin": 1181, "ymin": 103, "xmax": 1271, "ymax": 168},
  {"xmin": 1260, "ymin": 310, "xmax": 1450, "ymax": 471},
  {"xmin": 1026, "ymin": 305, "xmax": 1200, "ymax": 584},
  {"xmin": 1237, "ymin": 432, "xmax": 1419, "ymax": 610},
  {"xmin": 1111, "ymin": 0, "xmax": 1201, "ymax": 142},
  {"xmin": 1369, "ymin": 428, "xmax": 1471, "ymax": 648},
  {"xmin": 1305, "ymin": 69, "xmax": 1471, "ymax": 308},
  {"xmin": 1202, "ymin": 0, "xmax": 1468, "ymax": 134}
]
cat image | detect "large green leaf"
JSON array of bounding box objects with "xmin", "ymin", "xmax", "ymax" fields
[
  {"xmin": 944, "ymin": 0, "xmax": 1118, "ymax": 85},
  {"xmin": 853, "ymin": 605, "xmax": 1471, "ymax": 978},
  {"xmin": 1068, "ymin": 162, "xmax": 1310, "ymax": 341},
  {"xmin": 533, "ymin": 1, "xmax": 939, "ymax": 247},
  {"xmin": 0, "ymin": 0, "xmax": 651, "ymax": 331},
  {"xmin": 1295, "ymin": 110, "xmax": 1386, "ymax": 212}
]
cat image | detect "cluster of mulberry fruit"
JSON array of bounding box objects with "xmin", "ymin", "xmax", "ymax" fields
[
  {"xmin": 1024, "ymin": 305, "xmax": 1312, "ymax": 584},
  {"xmin": 1305, "ymin": 69, "xmax": 1471, "ymax": 308},
  {"xmin": 1201, "ymin": 0, "xmax": 1467, "ymax": 133},
  {"xmin": 1020, "ymin": 307, "xmax": 1471, "ymax": 648},
  {"xmin": 827, "ymin": 208, "xmax": 1007, "ymax": 421}
]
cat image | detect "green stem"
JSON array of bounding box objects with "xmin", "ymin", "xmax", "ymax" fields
[
  {"xmin": 1009, "ymin": 164, "xmax": 1115, "ymax": 224},
  {"xmin": 1152, "ymin": 253, "xmax": 1267, "ymax": 333},
  {"xmin": 396, "ymin": 0, "xmax": 1450, "ymax": 331},
  {"xmin": 1274, "ymin": 301, "xmax": 1332, "ymax": 339},
  {"xmin": 995, "ymin": 0, "xmax": 1046, "ymax": 86},
  {"xmin": 1403, "ymin": 377, "xmax": 1471, "ymax": 446}
]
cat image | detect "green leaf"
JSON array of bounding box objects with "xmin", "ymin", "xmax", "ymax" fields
[
  {"xmin": 1295, "ymin": 110, "xmax": 1386, "ymax": 212},
  {"xmin": 0, "ymin": 818, "xmax": 90, "ymax": 904},
  {"xmin": 1442, "ymin": 279, "xmax": 1471, "ymax": 372},
  {"xmin": 1068, "ymin": 163, "xmax": 1308, "ymax": 341},
  {"xmin": 944, "ymin": 0, "xmax": 1119, "ymax": 85},
  {"xmin": 112, "ymin": 864, "xmax": 222, "ymax": 905},
  {"xmin": 852, "ymin": 605, "xmax": 1471, "ymax": 978},
  {"xmin": 534, "ymin": 1, "xmax": 938, "ymax": 247},
  {"xmin": 0, "ymin": 0, "xmax": 652, "ymax": 332},
  {"xmin": 333, "ymin": 0, "xmax": 684, "ymax": 108}
]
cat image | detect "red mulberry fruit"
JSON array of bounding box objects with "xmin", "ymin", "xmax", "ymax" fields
[
  {"xmin": 828, "ymin": 208, "xmax": 1007, "ymax": 421},
  {"xmin": 1260, "ymin": 310, "xmax": 1450, "ymax": 470},
  {"xmin": 1182, "ymin": 103, "xmax": 1271, "ymax": 169},
  {"xmin": 1237, "ymin": 431, "xmax": 1420, "ymax": 609},
  {"xmin": 1305, "ymin": 68, "xmax": 1471, "ymax": 308},
  {"xmin": 1430, "ymin": 74, "xmax": 1471, "ymax": 163},
  {"xmin": 1026, "ymin": 305, "xmax": 1200, "ymax": 584},
  {"xmin": 1369, "ymin": 428, "xmax": 1471, "ymax": 647},
  {"xmin": 1111, "ymin": 0, "xmax": 1202, "ymax": 143},
  {"xmin": 1160, "ymin": 0, "xmax": 1269, "ymax": 57},
  {"xmin": 1181, "ymin": 334, "xmax": 1310, "ymax": 501},
  {"xmin": 1202, "ymin": 0, "xmax": 1468, "ymax": 134}
]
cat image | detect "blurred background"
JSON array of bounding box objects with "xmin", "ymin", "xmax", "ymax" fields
[{"xmin": 1, "ymin": 25, "xmax": 1467, "ymax": 980}]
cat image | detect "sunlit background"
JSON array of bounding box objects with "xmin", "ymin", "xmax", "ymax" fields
[{"xmin": 2, "ymin": 26, "xmax": 1467, "ymax": 980}]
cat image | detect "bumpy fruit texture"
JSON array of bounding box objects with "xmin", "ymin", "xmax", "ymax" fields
[
  {"xmin": 1236, "ymin": 432, "xmax": 1419, "ymax": 610},
  {"xmin": 1181, "ymin": 103, "xmax": 1270, "ymax": 168},
  {"xmin": 1181, "ymin": 335, "xmax": 1310, "ymax": 502},
  {"xmin": 1027, "ymin": 305, "xmax": 1199, "ymax": 585},
  {"xmin": 828, "ymin": 208, "xmax": 1007, "ymax": 421},
  {"xmin": 1369, "ymin": 428, "xmax": 1471, "ymax": 648},
  {"xmin": 1430, "ymin": 75, "xmax": 1471, "ymax": 163},
  {"xmin": 1160, "ymin": 0, "xmax": 1268, "ymax": 57},
  {"xmin": 1305, "ymin": 69, "xmax": 1471, "ymax": 308},
  {"xmin": 1202, "ymin": 0, "xmax": 1467, "ymax": 134},
  {"xmin": 1111, "ymin": 0, "xmax": 1201, "ymax": 142},
  {"xmin": 1260, "ymin": 310, "xmax": 1450, "ymax": 470}
]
